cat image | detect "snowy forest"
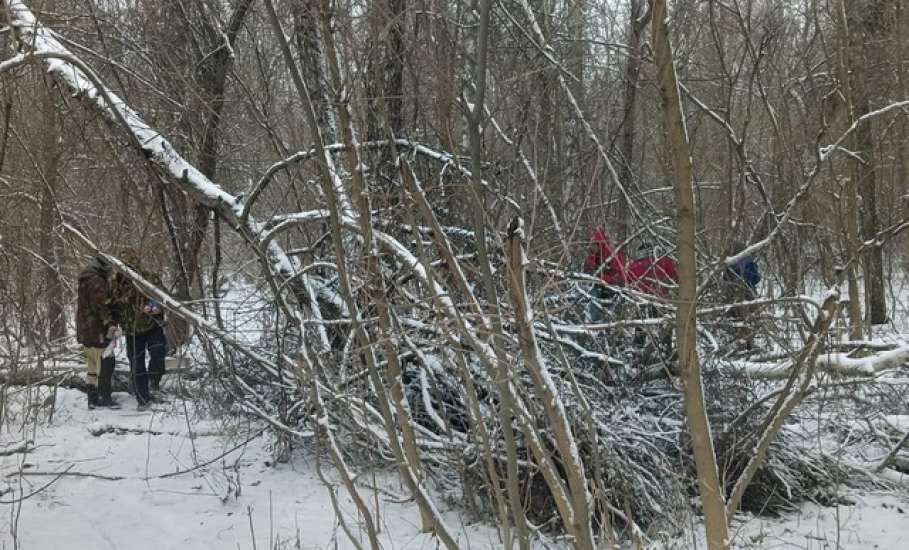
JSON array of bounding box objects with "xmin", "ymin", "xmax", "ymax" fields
[{"xmin": 1, "ymin": 0, "xmax": 908, "ymax": 548}]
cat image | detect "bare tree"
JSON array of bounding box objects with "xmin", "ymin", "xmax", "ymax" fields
[{"xmin": 650, "ymin": 1, "xmax": 729, "ymax": 547}]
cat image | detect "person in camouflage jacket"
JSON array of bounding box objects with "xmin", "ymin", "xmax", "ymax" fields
[
  {"xmin": 111, "ymin": 249, "xmax": 167, "ymax": 406},
  {"xmin": 76, "ymin": 255, "xmax": 120, "ymax": 409}
]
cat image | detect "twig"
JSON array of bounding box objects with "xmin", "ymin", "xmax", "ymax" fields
[
  {"xmin": 154, "ymin": 428, "xmax": 265, "ymax": 479},
  {"xmin": 875, "ymin": 430, "xmax": 909, "ymax": 473},
  {"xmin": 0, "ymin": 465, "xmax": 74, "ymax": 504}
]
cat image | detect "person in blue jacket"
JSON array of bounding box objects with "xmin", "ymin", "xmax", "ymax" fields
[
  {"xmin": 723, "ymin": 241, "xmax": 761, "ymax": 347},
  {"xmin": 724, "ymin": 248, "xmax": 761, "ymax": 301}
]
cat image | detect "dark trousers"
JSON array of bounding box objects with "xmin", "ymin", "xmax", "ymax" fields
[
  {"xmin": 99, "ymin": 356, "xmax": 116, "ymax": 398},
  {"xmin": 126, "ymin": 326, "xmax": 167, "ymax": 403}
]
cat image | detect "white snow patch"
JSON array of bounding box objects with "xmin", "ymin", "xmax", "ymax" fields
[{"xmin": 0, "ymin": 388, "xmax": 505, "ymax": 549}]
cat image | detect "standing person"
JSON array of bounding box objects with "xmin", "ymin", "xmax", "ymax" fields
[
  {"xmin": 723, "ymin": 243, "xmax": 761, "ymax": 302},
  {"xmin": 76, "ymin": 255, "xmax": 120, "ymax": 409},
  {"xmin": 723, "ymin": 242, "xmax": 761, "ymax": 347},
  {"xmin": 112, "ymin": 250, "xmax": 167, "ymax": 407}
]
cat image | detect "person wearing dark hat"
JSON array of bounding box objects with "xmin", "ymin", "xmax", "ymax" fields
[{"xmin": 76, "ymin": 255, "xmax": 120, "ymax": 409}]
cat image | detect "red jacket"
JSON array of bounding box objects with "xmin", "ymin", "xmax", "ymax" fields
[
  {"xmin": 583, "ymin": 228, "xmax": 628, "ymax": 285},
  {"xmin": 627, "ymin": 251, "xmax": 678, "ymax": 298}
]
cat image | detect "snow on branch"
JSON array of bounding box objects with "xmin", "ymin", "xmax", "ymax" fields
[
  {"xmin": 819, "ymin": 100, "xmax": 909, "ymax": 162},
  {"xmin": 62, "ymin": 223, "xmax": 287, "ymax": 382},
  {"xmin": 722, "ymin": 98, "xmax": 909, "ymax": 269},
  {"xmin": 731, "ymin": 344, "xmax": 909, "ymax": 379}
]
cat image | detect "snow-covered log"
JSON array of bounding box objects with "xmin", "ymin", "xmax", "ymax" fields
[{"xmin": 731, "ymin": 344, "xmax": 909, "ymax": 379}]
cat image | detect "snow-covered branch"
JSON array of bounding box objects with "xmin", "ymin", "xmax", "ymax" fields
[{"xmin": 3, "ymin": 1, "xmax": 295, "ymax": 278}]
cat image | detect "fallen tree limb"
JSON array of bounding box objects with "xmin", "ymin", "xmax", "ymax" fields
[
  {"xmin": 0, "ymin": 440, "xmax": 34, "ymax": 457},
  {"xmin": 5, "ymin": 468, "xmax": 124, "ymax": 482},
  {"xmin": 154, "ymin": 429, "xmax": 267, "ymax": 479},
  {"xmin": 733, "ymin": 344, "xmax": 909, "ymax": 379},
  {"xmin": 0, "ymin": 465, "xmax": 74, "ymax": 504}
]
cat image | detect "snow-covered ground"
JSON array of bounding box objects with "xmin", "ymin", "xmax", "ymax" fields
[
  {"xmin": 3, "ymin": 387, "xmax": 908, "ymax": 549},
  {"xmin": 727, "ymin": 492, "xmax": 909, "ymax": 549},
  {"xmin": 0, "ymin": 387, "xmax": 504, "ymax": 550},
  {"xmin": 3, "ymin": 277, "xmax": 908, "ymax": 549}
]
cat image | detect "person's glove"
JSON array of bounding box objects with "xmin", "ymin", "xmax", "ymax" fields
[{"xmin": 106, "ymin": 326, "xmax": 122, "ymax": 339}]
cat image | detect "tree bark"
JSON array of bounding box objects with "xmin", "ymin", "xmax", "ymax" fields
[
  {"xmin": 385, "ymin": 0, "xmax": 406, "ymax": 136},
  {"xmin": 38, "ymin": 67, "xmax": 65, "ymax": 342},
  {"xmin": 842, "ymin": 0, "xmax": 890, "ymax": 325},
  {"xmin": 292, "ymin": 0, "xmax": 336, "ymax": 142},
  {"xmin": 618, "ymin": 0, "xmax": 648, "ymax": 241},
  {"xmin": 900, "ymin": 1, "xmax": 909, "ymax": 275},
  {"xmin": 168, "ymin": 0, "xmax": 253, "ymax": 345},
  {"xmin": 468, "ymin": 1, "xmax": 531, "ymax": 548},
  {"xmin": 505, "ymin": 217, "xmax": 596, "ymax": 550},
  {"xmin": 651, "ymin": 1, "xmax": 730, "ymax": 548},
  {"xmin": 845, "ymin": 177, "xmax": 864, "ymax": 340}
]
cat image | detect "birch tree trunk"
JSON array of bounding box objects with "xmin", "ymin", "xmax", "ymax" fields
[{"xmin": 650, "ymin": 1, "xmax": 730, "ymax": 548}]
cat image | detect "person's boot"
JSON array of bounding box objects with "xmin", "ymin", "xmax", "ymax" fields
[
  {"xmin": 87, "ymin": 388, "xmax": 100, "ymax": 410},
  {"xmin": 98, "ymin": 394, "xmax": 121, "ymax": 409},
  {"xmin": 97, "ymin": 357, "xmax": 121, "ymax": 409}
]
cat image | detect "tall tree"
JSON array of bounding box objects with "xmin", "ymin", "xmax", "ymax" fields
[
  {"xmin": 617, "ymin": 0, "xmax": 648, "ymax": 241},
  {"xmin": 651, "ymin": 0, "xmax": 730, "ymax": 548},
  {"xmin": 38, "ymin": 69, "xmax": 66, "ymax": 342},
  {"xmin": 841, "ymin": 0, "xmax": 893, "ymax": 325}
]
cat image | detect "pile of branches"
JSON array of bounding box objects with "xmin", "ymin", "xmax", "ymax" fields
[{"xmin": 189, "ymin": 232, "xmax": 854, "ymax": 540}]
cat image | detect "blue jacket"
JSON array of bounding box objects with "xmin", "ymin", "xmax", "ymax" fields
[{"xmin": 725, "ymin": 256, "xmax": 760, "ymax": 291}]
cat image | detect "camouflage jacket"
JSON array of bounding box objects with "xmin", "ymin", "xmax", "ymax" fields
[
  {"xmin": 111, "ymin": 268, "xmax": 166, "ymax": 335},
  {"xmin": 76, "ymin": 267, "xmax": 115, "ymax": 347}
]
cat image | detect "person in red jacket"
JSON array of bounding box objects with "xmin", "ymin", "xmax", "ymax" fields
[
  {"xmin": 627, "ymin": 243, "xmax": 678, "ymax": 354},
  {"xmin": 627, "ymin": 243, "xmax": 678, "ymax": 299},
  {"xmin": 583, "ymin": 228, "xmax": 628, "ymax": 321},
  {"xmin": 583, "ymin": 227, "xmax": 628, "ymax": 287}
]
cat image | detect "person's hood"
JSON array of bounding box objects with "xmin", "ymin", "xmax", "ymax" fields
[
  {"xmin": 591, "ymin": 227, "xmax": 610, "ymax": 244},
  {"xmin": 585, "ymin": 227, "xmax": 612, "ymax": 272}
]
